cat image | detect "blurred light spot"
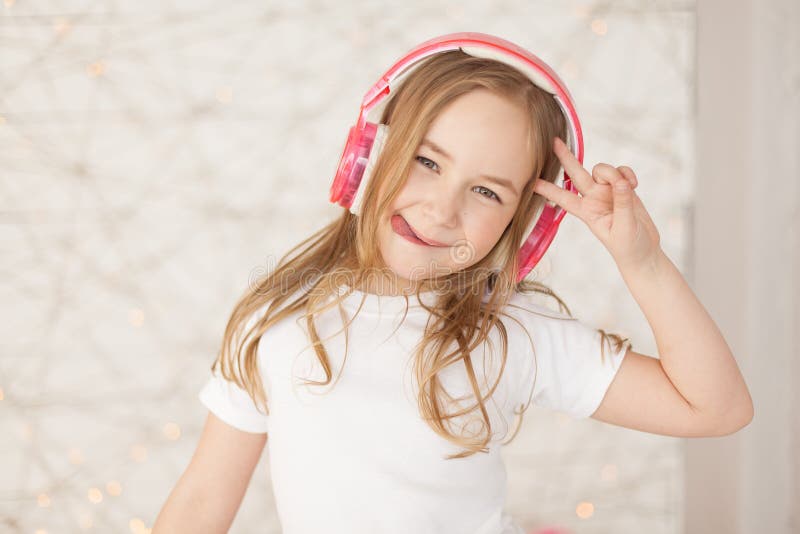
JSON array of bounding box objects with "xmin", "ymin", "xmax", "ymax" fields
[
  {"xmin": 88, "ymin": 487, "xmax": 103, "ymax": 504},
  {"xmin": 69, "ymin": 447, "xmax": 85, "ymax": 465},
  {"xmin": 87, "ymin": 61, "xmax": 106, "ymax": 77},
  {"xmin": 19, "ymin": 422, "xmax": 32, "ymax": 441},
  {"xmin": 131, "ymin": 444, "xmax": 148, "ymax": 462},
  {"xmin": 37, "ymin": 493, "xmax": 51, "ymax": 507},
  {"xmin": 216, "ymin": 87, "xmax": 233, "ymax": 103},
  {"xmin": 107, "ymin": 480, "xmax": 123, "ymax": 496},
  {"xmin": 53, "ymin": 17, "xmax": 71, "ymax": 36},
  {"xmin": 601, "ymin": 463, "xmax": 618, "ymax": 482},
  {"xmin": 0, "ymin": 385, "xmax": 4, "ymax": 400},
  {"xmin": 591, "ymin": 19, "xmax": 608, "ymax": 36},
  {"xmin": 78, "ymin": 511, "xmax": 94, "ymax": 529},
  {"xmin": 130, "ymin": 517, "xmax": 148, "ymax": 533},
  {"xmin": 129, "ymin": 308, "xmax": 145, "ymax": 328},
  {"xmin": 4, "ymin": 0, "xmax": 16, "ymax": 7},
  {"xmin": 576, "ymin": 501, "xmax": 595, "ymax": 519},
  {"xmin": 560, "ymin": 59, "xmax": 579, "ymax": 81},
  {"xmin": 163, "ymin": 422, "xmax": 181, "ymax": 440},
  {"xmin": 0, "ymin": 116, "xmax": 6, "ymax": 126},
  {"xmin": 572, "ymin": 4, "xmax": 589, "ymax": 18}
]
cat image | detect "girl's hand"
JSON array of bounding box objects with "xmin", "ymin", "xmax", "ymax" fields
[{"xmin": 532, "ymin": 137, "xmax": 662, "ymax": 275}]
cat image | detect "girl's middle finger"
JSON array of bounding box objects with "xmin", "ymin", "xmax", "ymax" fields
[{"xmin": 553, "ymin": 137, "xmax": 595, "ymax": 194}]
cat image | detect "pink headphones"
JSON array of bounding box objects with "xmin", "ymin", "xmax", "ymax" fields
[{"xmin": 329, "ymin": 31, "xmax": 583, "ymax": 283}]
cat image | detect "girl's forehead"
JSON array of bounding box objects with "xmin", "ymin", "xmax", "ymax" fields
[{"xmin": 422, "ymin": 92, "xmax": 535, "ymax": 183}]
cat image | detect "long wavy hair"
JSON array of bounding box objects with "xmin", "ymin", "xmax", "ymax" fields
[{"xmin": 211, "ymin": 49, "xmax": 631, "ymax": 459}]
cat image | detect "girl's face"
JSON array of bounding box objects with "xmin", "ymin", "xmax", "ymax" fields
[{"xmin": 370, "ymin": 89, "xmax": 536, "ymax": 295}]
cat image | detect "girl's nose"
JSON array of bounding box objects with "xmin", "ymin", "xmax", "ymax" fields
[{"xmin": 424, "ymin": 183, "xmax": 461, "ymax": 229}]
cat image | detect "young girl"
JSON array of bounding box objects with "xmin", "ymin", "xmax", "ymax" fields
[{"xmin": 153, "ymin": 33, "xmax": 753, "ymax": 534}]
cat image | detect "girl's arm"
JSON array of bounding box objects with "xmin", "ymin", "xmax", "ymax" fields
[
  {"xmin": 617, "ymin": 249, "xmax": 753, "ymax": 422},
  {"xmin": 152, "ymin": 412, "xmax": 268, "ymax": 533},
  {"xmin": 534, "ymin": 138, "xmax": 753, "ymax": 436}
]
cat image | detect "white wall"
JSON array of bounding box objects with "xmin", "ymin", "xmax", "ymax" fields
[{"xmin": 691, "ymin": 0, "xmax": 799, "ymax": 532}]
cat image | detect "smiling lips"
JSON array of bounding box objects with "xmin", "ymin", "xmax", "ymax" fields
[{"xmin": 390, "ymin": 215, "xmax": 449, "ymax": 247}]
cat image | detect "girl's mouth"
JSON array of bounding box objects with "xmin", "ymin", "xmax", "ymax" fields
[{"xmin": 390, "ymin": 215, "xmax": 441, "ymax": 247}]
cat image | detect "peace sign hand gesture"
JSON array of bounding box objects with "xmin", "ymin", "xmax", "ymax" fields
[{"xmin": 533, "ymin": 137, "xmax": 663, "ymax": 275}]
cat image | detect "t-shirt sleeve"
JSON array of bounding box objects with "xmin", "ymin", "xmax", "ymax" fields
[
  {"xmin": 198, "ymin": 368, "xmax": 270, "ymax": 434},
  {"xmin": 514, "ymin": 307, "xmax": 631, "ymax": 419}
]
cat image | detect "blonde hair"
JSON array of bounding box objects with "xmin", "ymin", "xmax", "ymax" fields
[{"xmin": 211, "ymin": 49, "xmax": 631, "ymax": 459}]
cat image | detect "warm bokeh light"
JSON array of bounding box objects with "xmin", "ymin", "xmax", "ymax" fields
[
  {"xmin": 576, "ymin": 501, "xmax": 595, "ymax": 519},
  {"xmin": 591, "ymin": 19, "xmax": 608, "ymax": 36},
  {"xmin": 87, "ymin": 61, "xmax": 106, "ymax": 77},
  {"xmin": 130, "ymin": 517, "xmax": 151, "ymax": 534},
  {"xmin": 37, "ymin": 493, "xmax": 51, "ymax": 507},
  {"xmin": 53, "ymin": 17, "xmax": 72, "ymax": 36},
  {"xmin": 129, "ymin": 308, "xmax": 145, "ymax": 328},
  {"xmin": 130, "ymin": 444, "xmax": 148, "ymax": 462},
  {"xmin": 216, "ymin": 86, "xmax": 233, "ymax": 103},
  {"xmin": 163, "ymin": 422, "xmax": 181, "ymax": 440},
  {"xmin": 87, "ymin": 487, "xmax": 103, "ymax": 504},
  {"xmin": 572, "ymin": 4, "xmax": 589, "ymax": 18},
  {"xmin": 107, "ymin": 480, "xmax": 123, "ymax": 496},
  {"xmin": 600, "ymin": 463, "xmax": 618, "ymax": 482},
  {"xmin": 69, "ymin": 447, "xmax": 85, "ymax": 465},
  {"xmin": 78, "ymin": 511, "xmax": 94, "ymax": 529},
  {"xmin": 19, "ymin": 422, "xmax": 33, "ymax": 441}
]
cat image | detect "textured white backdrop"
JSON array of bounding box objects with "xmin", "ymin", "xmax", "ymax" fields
[{"xmin": 0, "ymin": 1, "xmax": 694, "ymax": 532}]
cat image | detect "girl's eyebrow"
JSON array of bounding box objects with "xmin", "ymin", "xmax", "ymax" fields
[{"xmin": 421, "ymin": 138, "xmax": 519, "ymax": 197}]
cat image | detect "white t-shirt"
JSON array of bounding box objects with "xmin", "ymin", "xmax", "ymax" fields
[{"xmin": 198, "ymin": 287, "xmax": 630, "ymax": 534}]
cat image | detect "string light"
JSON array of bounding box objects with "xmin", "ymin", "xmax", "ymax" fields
[
  {"xmin": 87, "ymin": 487, "xmax": 103, "ymax": 504},
  {"xmin": 52, "ymin": 17, "xmax": 71, "ymax": 36},
  {"xmin": 163, "ymin": 422, "xmax": 181, "ymax": 440},
  {"xmin": 129, "ymin": 517, "xmax": 151, "ymax": 533},
  {"xmin": 106, "ymin": 480, "xmax": 123, "ymax": 496},
  {"xmin": 572, "ymin": 4, "xmax": 589, "ymax": 18},
  {"xmin": 68, "ymin": 447, "xmax": 85, "ymax": 465},
  {"xmin": 600, "ymin": 463, "xmax": 618, "ymax": 482},
  {"xmin": 575, "ymin": 500, "xmax": 595, "ymax": 519},
  {"xmin": 590, "ymin": 19, "xmax": 608, "ymax": 36},
  {"xmin": 216, "ymin": 86, "xmax": 233, "ymax": 104},
  {"xmin": 87, "ymin": 61, "xmax": 106, "ymax": 78},
  {"xmin": 129, "ymin": 308, "xmax": 145, "ymax": 328},
  {"xmin": 130, "ymin": 444, "xmax": 148, "ymax": 462},
  {"xmin": 559, "ymin": 60, "xmax": 579, "ymax": 82},
  {"xmin": 78, "ymin": 511, "xmax": 93, "ymax": 529}
]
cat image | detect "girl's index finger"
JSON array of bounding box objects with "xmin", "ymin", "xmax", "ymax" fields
[{"xmin": 553, "ymin": 137, "xmax": 593, "ymax": 194}]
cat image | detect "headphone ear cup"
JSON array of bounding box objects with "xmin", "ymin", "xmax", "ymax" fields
[
  {"xmin": 329, "ymin": 121, "xmax": 379, "ymax": 209},
  {"xmin": 348, "ymin": 123, "xmax": 390, "ymax": 217}
]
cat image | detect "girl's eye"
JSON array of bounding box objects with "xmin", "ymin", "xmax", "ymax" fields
[
  {"xmin": 416, "ymin": 155, "xmax": 439, "ymax": 172},
  {"xmin": 474, "ymin": 185, "xmax": 501, "ymax": 202},
  {"xmin": 415, "ymin": 156, "xmax": 503, "ymax": 204}
]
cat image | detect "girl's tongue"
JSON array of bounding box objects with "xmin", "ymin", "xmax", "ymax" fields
[{"xmin": 391, "ymin": 215, "xmax": 427, "ymax": 244}]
